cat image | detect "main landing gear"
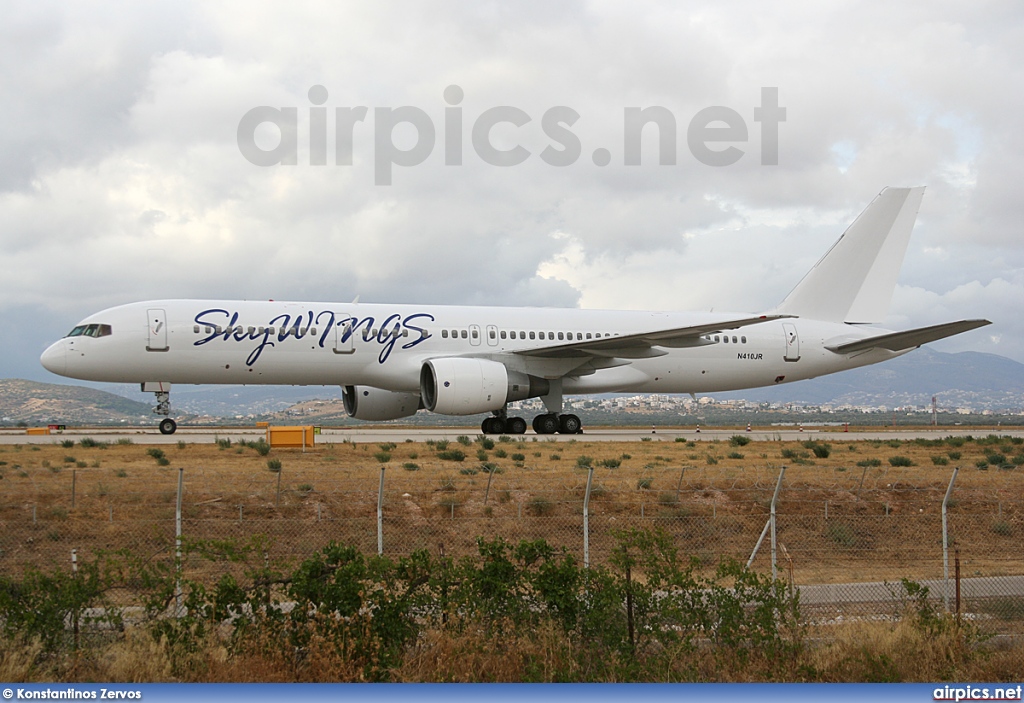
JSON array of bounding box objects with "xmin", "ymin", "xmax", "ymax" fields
[
  {"xmin": 143, "ymin": 382, "xmax": 177, "ymax": 435},
  {"xmin": 480, "ymin": 409, "xmax": 583, "ymax": 435}
]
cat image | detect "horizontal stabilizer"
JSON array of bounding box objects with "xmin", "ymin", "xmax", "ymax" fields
[
  {"xmin": 517, "ymin": 314, "xmax": 792, "ymax": 359},
  {"xmin": 826, "ymin": 319, "xmax": 991, "ymax": 354}
]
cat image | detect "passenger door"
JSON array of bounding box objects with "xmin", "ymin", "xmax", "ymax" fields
[{"xmin": 146, "ymin": 309, "xmax": 168, "ymax": 352}]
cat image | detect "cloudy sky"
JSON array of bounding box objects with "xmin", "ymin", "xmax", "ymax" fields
[{"xmin": 3, "ymin": 1, "xmax": 1022, "ymax": 390}]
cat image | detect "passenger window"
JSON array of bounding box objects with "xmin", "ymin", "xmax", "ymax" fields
[
  {"xmin": 557, "ymin": 332, "xmax": 564, "ymax": 340},
  {"xmin": 489, "ymin": 329, "xmax": 495, "ymax": 339},
  {"xmin": 529, "ymin": 331, "xmax": 535, "ymax": 340},
  {"xmin": 548, "ymin": 332, "xmax": 554, "ymax": 340},
  {"xmin": 723, "ymin": 336, "xmax": 729, "ymax": 343},
  {"xmin": 714, "ymin": 336, "xmax": 720, "ymax": 342},
  {"xmin": 586, "ymin": 333, "xmax": 592, "ymax": 339},
  {"xmin": 741, "ymin": 336, "xmax": 746, "ymax": 343},
  {"xmin": 472, "ymin": 329, "xmax": 479, "ymax": 339},
  {"xmin": 311, "ymin": 327, "xmax": 317, "ymax": 335},
  {"xmin": 500, "ymin": 331, "xmax": 507, "ymax": 339},
  {"xmin": 461, "ymin": 330, "xmax": 468, "ymax": 339},
  {"xmin": 732, "ymin": 336, "xmax": 737, "ymax": 343},
  {"xmin": 206, "ymin": 326, "xmax": 213, "ymax": 334},
  {"xmin": 193, "ymin": 325, "xmax": 200, "ymax": 333},
  {"xmin": 248, "ymin": 326, "xmax": 255, "ymax": 335}
]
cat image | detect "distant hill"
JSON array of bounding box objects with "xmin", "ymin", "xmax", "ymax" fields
[
  {"xmin": 0, "ymin": 379, "xmax": 154, "ymax": 425},
  {"xmin": 711, "ymin": 348, "xmax": 1024, "ymax": 409}
]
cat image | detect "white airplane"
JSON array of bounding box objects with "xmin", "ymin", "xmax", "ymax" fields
[{"xmin": 40, "ymin": 187, "xmax": 990, "ymax": 435}]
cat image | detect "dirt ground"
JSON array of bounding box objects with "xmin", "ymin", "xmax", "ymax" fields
[{"xmin": 1, "ymin": 432, "xmax": 1021, "ymax": 589}]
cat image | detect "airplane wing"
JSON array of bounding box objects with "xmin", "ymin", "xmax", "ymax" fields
[
  {"xmin": 825, "ymin": 319, "xmax": 992, "ymax": 354},
  {"xmin": 515, "ymin": 314, "xmax": 793, "ymax": 359}
]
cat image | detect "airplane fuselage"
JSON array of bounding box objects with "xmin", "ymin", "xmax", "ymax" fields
[{"xmin": 40, "ymin": 299, "xmax": 904, "ymax": 395}]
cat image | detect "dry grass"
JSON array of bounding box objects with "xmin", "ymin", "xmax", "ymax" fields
[
  {"xmin": 0, "ymin": 435, "xmax": 1021, "ymax": 586},
  {"xmin": 3, "ymin": 616, "xmax": 1021, "ymax": 683}
]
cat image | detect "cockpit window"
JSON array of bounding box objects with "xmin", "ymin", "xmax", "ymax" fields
[{"xmin": 66, "ymin": 324, "xmax": 112, "ymax": 338}]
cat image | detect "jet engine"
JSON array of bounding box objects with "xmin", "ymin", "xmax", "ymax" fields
[
  {"xmin": 420, "ymin": 357, "xmax": 549, "ymax": 415},
  {"xmin": 342, "ymin": 385, "xmax": 422, "ymax": 421}
]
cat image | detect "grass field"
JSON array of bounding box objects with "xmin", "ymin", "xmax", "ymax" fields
[
  {"xmin": 2, "ymin": 432, "xmax": 1023, "ymax": 682},
  {"xmin": 1, "ymin": 432, "xmax": 1021, "ymax": 584}
]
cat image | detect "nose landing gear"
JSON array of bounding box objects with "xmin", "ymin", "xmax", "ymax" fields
[{"xmin": 143, "ymin": 382, "xmax": 177, "ymax": 435}]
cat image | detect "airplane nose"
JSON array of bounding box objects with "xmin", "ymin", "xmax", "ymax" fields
[{"xmin": 40, "ymin": 341, "xmax": 67, "ymax": 376}]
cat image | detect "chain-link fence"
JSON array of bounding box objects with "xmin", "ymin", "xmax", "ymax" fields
[{"xmin": 1, "ymin": 463, "xmax": 1021, "ymax": 633}]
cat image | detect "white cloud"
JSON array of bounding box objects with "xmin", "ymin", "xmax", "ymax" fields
[{"xmin": 2, "ymin": 0, "xmax": 1023, "ymax": 382}]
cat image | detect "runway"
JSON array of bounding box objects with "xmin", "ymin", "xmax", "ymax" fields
[{"xmin": 2, "ymin": 425, "xmax": 1023, "ymax": 445}]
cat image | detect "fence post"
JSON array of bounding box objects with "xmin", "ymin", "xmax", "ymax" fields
[
  {"xmin": 175, "ymin": 467, "xmax": 183, "ymax": 618},
  {"xmin": 770, "ymin": 465, "xmax": 785, "ymax": 580},
  {"xmin": 583, "ymin": 467, "xmax": 594, "ymax": 569},
  {"xmin": 484, "ymin": 466, "xmax": 495, "ymax": 504},
  {"xmin": 72, "ymin": 469, "xmax": 76, "ymax": 509},
  {"xmin": 748, "ymin": 465, "xmax": 785, "ymax": 573},
  {"xmin": 71, "ymin": 549, "xmax": 79, "ymax": 650},
  {"xmin": 377, "ymin": 466, "xmax": 385, "ymax": 556},
  {"xmin": 942, "ymin": 466, "xmax": 959, "ymax": 612}
]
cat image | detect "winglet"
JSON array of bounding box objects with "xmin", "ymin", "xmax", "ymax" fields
[{"xmin": 776, "ymin": 187, "xmax": 926, "ymax": 323}]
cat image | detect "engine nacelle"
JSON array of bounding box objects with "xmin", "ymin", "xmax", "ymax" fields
[
  {"xmin": 420, "ymin": 357, "xmax": 550, "ymax": 416},
  {"xmin": 342, "ymin": 385, "xmax": 422, "ymax": 421}
]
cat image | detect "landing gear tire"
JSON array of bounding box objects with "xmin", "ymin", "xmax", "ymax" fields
[
  {"xmin": 558, "ymin": 414, "xmax": 582, "ymax": 434},
  {"xmin": 533, "ymin": 414, "xmax": 560, "ymax": 435},
  {"xmin": 507, "ymin": 417, "xmax": 527, "ymax": 435},
  {"xmin": 481, "ymin": 417, "xmax": 506, "ymax": 434},
  {"xmin": 159, "ymin": 418, "xmax": 177, "ymax": 435}
]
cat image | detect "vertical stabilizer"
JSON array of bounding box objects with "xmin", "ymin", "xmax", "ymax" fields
[{"xmin": 775, "ymin": 186, "xmax": 925, "ymax": 323}]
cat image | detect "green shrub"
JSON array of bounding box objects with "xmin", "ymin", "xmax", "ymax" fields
[
  {"xmin": 857, "ymin": 458, "xmax": 882, "ymax": 467},
  {"xmin": 402, "ymin": 462, "xmax": 419, "ymax": 471},
  {"xmin": 527, "ymin": 496, "xmax": 555, "ymax": 516},
  {"xmin": 437, "ymin": 449, "xmax": 466, "ymax": 462},
  {"xmin": 267, "ymin": 459, "xmax": 282, "ymax": 472},
  {"xmin": 729, "ymin": 435, "xmax": 751, "ymax": 446},
  {"xmin": 888, "ymin": 456, "xmax": 914, "ymax": 467},
  {"xmin": 804, "ymin": 441, "xmax": 831, "ymax": 458},
  {"xmin": 456, "ymin": 435, "xmax": 471, "ymax": 446},
  {"xmin": 931, "ymin": 455, "xmax": 949, "ymax": 465},
  {"xmin": 600, "ymin": 458, "xmax": 621, "ymax": 468}
]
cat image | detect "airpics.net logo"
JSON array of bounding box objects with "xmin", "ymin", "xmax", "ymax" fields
[{"xmin": 237, "ymin": 85, "xmax": 786, "ymax": 185}]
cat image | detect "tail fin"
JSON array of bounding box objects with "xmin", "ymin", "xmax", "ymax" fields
[{"xmin": 775, "ymin": 186, "xmax": 925, "ymax": 323}]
